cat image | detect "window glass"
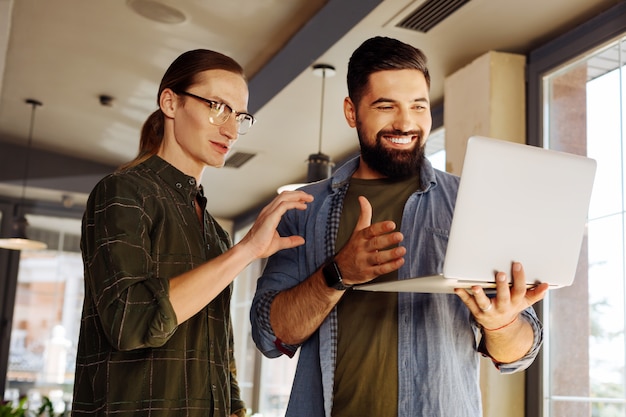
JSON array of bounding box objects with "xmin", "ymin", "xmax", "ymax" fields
[
  {"xmin": 426, "ymin": 127, "xmax": 446, "ymax": 171},
  {"xmin": 543, "ymin": 34, "xmax": 626, "ymax": 417},
  {"xmin": 4, "ymin": 215, "xmax": 83, "ymax": 414},
  {"xmin": 231, "ymin": 225, "xmax": 298, "ymax": 417}
]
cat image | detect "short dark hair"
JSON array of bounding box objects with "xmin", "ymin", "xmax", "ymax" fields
[{"xmin": 347, "ymin": 36, "xmax": 430, "ymax": 105}]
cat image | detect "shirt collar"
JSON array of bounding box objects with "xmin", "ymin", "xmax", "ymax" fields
[{"xmin": 143, "ymin": 155, "xmax": 201, "ymax": 201}]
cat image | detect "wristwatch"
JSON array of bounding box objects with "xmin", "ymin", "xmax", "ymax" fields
[{"xmin": 322, "ymin": 260, "xmax": 352, "ymax": 291}]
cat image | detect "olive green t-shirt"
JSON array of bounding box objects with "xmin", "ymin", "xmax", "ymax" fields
[{"xmin": 332, "ymin": 176, "xmax": 419, "ymax": 417}]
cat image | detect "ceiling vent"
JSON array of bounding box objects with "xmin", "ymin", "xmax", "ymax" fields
[
  {"xmin": 396, "ymin": 0, "xmax": 471, "ymax": 33},
  {"xmin": 224, "ymin": 151, "xmax": 256, "ymax": 168}
]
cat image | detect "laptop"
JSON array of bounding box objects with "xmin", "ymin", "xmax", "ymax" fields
[{"xmin": 355, "ymin": 135, "xmax": 597, "ymax": 294}]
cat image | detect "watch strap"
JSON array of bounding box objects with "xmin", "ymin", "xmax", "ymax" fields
[{"xmin": 322, "ymin": 260, "xmax": 352, "ymax": 291}]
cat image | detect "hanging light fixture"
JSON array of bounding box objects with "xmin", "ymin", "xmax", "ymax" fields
[
  {"xmin": 306, "ymin": 63, "xmax": 336, "ymax": 182},
  {"xmin": 0, "ymin": 99, "xmax": 48, "ymax": 251},
  {"xmin": 278, "ymin": 63, "xmax": 336, "ymax": 193}
]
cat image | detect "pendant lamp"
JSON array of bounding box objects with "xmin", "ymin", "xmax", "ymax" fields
[
  {"xmin": 0, "ymin": 99, "xmax": 48, "ymax": 251},
  {"xmin": 278, "ymin": 64, "xmax": 336, "ymax": 193}
]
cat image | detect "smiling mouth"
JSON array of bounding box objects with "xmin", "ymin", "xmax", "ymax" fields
[{"xmin": 386, "ymin": 136, "xmax": 414, "ymax": 145}]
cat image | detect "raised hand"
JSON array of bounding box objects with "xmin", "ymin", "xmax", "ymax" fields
[
  {"xmin": 239, "ymin": 190, "xmax": 314, "ymax": 260},
  {"xmin": 334, "ymin": 196, "xmax": 406, "ymax": 286}
]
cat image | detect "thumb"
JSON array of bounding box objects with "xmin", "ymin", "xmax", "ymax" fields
[{"xmin": 354, "ymin": 196, "xmax": 373, "ymax": 232}]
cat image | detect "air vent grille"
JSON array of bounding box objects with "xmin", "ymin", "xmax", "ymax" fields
[
  {"xmin": 397, "ymin": 0, "xmax": 471, "ymax": 33},
  {"xmin": 224, "ymin": 151, "xmax": 256, "ymax": 168}
]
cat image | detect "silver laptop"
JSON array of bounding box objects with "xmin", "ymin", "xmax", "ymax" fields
[{"xmin": 355, "ymin": 135, "xmax": 597, "ymax": 294}]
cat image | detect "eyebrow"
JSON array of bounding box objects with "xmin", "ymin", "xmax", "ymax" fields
[
  {"xmin": 201, "ymin": 93, "xmax": 249, "ymax": 114},
  {"xmin": 371, "ymin": 97, "xmax": 430, "ymax": 105}
]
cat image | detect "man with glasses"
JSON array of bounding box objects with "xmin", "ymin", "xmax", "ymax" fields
[
  {"xmin": 251, "ymin": 37, "xmax": 547, "ymax": 417},
  {"xmin": 72, "ymin": 49, "xmax": 313, "ymax": 417}
]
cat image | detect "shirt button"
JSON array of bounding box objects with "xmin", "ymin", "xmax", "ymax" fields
[
  {"xmin": 189, "ymin": 178, "xmax": 196, "ymax": 185},
  {"xmin": 175, "ymin": 182, "xmax": 182, "ymax": 189}
]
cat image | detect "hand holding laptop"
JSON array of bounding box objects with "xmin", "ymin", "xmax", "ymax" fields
[
  {"xmin": 454, "ymin": 261, "xmax": 550, "ymax": 363},
  {"xmin": 455, "ymin": 261, "xmax": 549, "ymax": 329}
]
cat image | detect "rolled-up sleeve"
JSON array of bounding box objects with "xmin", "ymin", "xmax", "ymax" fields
[
  {"xmin": 474, "ymin": 307, "xmax": 543, "ymax": 373},
  {"xmin": 83, "ymin": 176, "xmax": 178, "ymax": 350}
]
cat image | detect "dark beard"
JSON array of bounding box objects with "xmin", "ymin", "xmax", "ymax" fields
[{"xmin": 358, "ymin": 128, "xmax": 425, "ymax": 179}]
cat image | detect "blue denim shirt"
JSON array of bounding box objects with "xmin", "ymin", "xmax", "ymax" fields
[{"xmin": 251, "ymin": 156, "xmax": 543, "ymax": 417}]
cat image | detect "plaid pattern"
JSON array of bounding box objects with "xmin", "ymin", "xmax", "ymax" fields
[
  {"xmin": 252, "ymin": 156, "xmax": 544, "ymax": 417},
  {"xmin": 324, "ymin": 183, "xmax": 349, "ymax": 371},
  {"xmin": 72, "ymin": 155, "xmax": 244, "ymax": 417}
]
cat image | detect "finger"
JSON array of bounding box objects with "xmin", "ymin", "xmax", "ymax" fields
[
  {"xmin": 258, "ymin": 193, "xmax": 313, "ymax": 220},
  {"xmin": 274, "ymin": 235, "xmax": 306, "ymax": 251},
  {"xmin": 526, "ymin": 282, "xmax": 549, "ymax": 305},
  {"xmin": 277, "ymin": 189, "xmax": 314, "ymax": 200},
  {"xmin": 354, "ymin": 196, "xmax": 373, "ymax": 232},
  {"xmin": 494, "ymin": 270, "xmax": 511, "ymax": 305},
  {"xmin": 369, "ymin": 245, "xmax": 406, "ymax": 265},
  {"xmin": 454, "ymin": 287, "xmax": 484, "ymax": 316},
  {"xmin": 470, "ymin": 285, "xmax": 495, "ymax": 313},
  {"xmin": 359, "ymin": 225, "xmax": 403, "ymax": 254},
  {"xmin": 276, "ymin": 191, "xmax": 314, "ymax": 209},
  {"xmin": 510, "ymin": 262, "xmax": 528, "ymax": 295}
]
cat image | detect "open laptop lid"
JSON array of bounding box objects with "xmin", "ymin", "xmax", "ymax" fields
[{"xmin": 355, "ymin": 136, "xmax": 597, "ymax": 293}]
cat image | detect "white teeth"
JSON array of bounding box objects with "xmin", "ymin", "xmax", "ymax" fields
[{"xmin": 388, "ymin": 137, "xmax": 412, "ymax": 144}]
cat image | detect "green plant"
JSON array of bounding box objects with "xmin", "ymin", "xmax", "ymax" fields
[
  {"xmin": 0, "ymin": 397, "xmax": 27, "ymax": 417},
  {"xmin": 0, "ymin": 396, "xmax": 60, "ymax": 417}
]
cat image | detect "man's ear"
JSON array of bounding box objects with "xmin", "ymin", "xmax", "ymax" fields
[
  {"xmin": 160, "ymin": 88, "xmax": 177, "ymax": 118},
  {"xmin": 343, "ymin": 97, "xmax": 357, "ymax": 128}
]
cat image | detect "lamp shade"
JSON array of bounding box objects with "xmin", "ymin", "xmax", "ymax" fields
[
  {"xmin": 307, "ymin": 152, "xmax": 334, "ymax": 183},
  {"xmin": 0, "ymin": 215, "xmax": 48, "ymax": 250},
  {"xmin": 0, "ymin": 98, "xmax": 49, "ymax": 251}
]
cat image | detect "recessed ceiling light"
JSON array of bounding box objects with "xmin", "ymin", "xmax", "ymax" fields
[{"xmin": 126, "ymin": 0, "xmax": 186, "ymax": 24}]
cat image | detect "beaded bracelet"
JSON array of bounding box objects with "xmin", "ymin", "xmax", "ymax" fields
[{"xmin": 482, "ymin": 315, "xmax": 519, "ymax": 332}]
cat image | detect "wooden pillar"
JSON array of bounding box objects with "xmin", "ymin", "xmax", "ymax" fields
[{"xmin": 443, "ymin": 50, "xmax": 527, "ymax": 417}]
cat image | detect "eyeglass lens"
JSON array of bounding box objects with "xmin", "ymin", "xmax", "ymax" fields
[{"xmin": 181, "ymin": 91, "xmax": 255, "ymax": 134}]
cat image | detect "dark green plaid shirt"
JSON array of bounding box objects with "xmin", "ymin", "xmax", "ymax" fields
[{"xmin": 72, "ymin": 155, "xmax": 245, "ymax": 417}]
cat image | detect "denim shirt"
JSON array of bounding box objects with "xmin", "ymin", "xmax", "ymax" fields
[{"xmin": 251, "ymin": 156, "xmax": 543, "ymax": 417}]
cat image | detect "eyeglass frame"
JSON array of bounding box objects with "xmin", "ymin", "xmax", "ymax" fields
[{"xmin": 177, "ymin": 91, "xmax": 256, "ymax": 134}]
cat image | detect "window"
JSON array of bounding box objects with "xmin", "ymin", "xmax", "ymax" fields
[
  {"xmin": 528, "ymin": 3, "xmax": 626, "ymax": 415},
  {"xmin": 426, "ymin": 127, "xmax": 446, "ymax": 171},
  {"xmin": 3, "ymin": 214, "xmax": 83, "ymax": 414},
  {"xmin": 231, "ymin": 227, "xmax": 298, "ymax": 417},
  {"xmin": 542, "ymin": 33, "xmax": 626, "ymax": 417}
]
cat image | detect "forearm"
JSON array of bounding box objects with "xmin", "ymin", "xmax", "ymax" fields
[
  {"xmin": 169, "ymin": 242, "xmax": 258, "ymax": 323},
  {"xmin": 270, "ymin": 269, "xmax": 344, "ymax": 345},
  {"xmin": 483, "ymin": 313, "xmax": 534, "ymax": 364}
]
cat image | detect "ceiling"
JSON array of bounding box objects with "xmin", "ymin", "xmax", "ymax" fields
[{"xmin": 0, "ymin": 0, "xmax": 621, "ymax": 226}]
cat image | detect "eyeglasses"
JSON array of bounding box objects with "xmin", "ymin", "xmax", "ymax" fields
[{"xmin": 179, "ymin": 91, "xmax": 256, "ymax": 135}]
